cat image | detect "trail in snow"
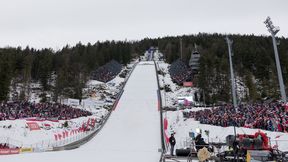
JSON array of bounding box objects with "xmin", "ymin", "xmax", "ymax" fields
[{"xmin": 0, "ymin": 61, "xmax": 161, "ymax": 162}]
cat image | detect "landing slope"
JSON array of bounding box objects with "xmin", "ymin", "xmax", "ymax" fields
[{"xmin": 79, "ymin": 61, "xmax": 161, "ymax": 161}]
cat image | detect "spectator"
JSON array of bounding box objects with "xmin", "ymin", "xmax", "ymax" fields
[
  {"xmin": 183, "ymin": 101, "xmax": 288, "ymax": 133},
  {"xmin": 195, "ymin": 134, "xmax": 208, "ymax": 152},
  {"xmin": 0, "ymin": 143, "xmax": 9, "ymax": 149},
  {"xmin": 0, "ymin": 101, "xmax": 92, "ymax": 121},
  {"xmin": 169, "ymin": 133, "xmax": 176, "ymax": 156}
]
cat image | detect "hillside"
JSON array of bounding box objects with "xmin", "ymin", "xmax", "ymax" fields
[{"xmin": 1, "ymin": 33, "xmax": 288, "ymax": 103}]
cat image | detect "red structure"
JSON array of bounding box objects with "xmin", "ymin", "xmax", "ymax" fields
[{"xmin": 237, "ymin": 131, "xmax": 271, "ymax": 150}]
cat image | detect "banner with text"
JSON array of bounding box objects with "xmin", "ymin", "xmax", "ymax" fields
[{"xmin": 27, "ymin": 122, "xmax": 40, "ymax": 131}]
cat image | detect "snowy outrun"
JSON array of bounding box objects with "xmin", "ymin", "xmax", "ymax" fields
[{"xmin": 0, "ymin": 61, "xmax": 161, "ymax": 162}]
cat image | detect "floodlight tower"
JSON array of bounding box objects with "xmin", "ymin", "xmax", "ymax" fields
[
  {"xmin": 264, "ymin": 16, "xmax": 287, "ymax": 102},
  {"xmin": 226, "ymin": 37, "xmax": 239, "ymax": 162},
  {"xmin": 226, "ymin": 36, "xmax": 237, "ymax": 111}
]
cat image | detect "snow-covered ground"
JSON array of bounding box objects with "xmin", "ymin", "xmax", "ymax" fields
[
  {"xmin": 0, "ymin": 112, "xmax": 107, "ymax": 148},
  {"xmin": 156, "ymin": 60, "xmax": 288, "ymax": 156},
  {"xmin": 156, "ymin": 61, "xmax": 199, "ymax": 107},
  {"xmin": 0, "ymin": 61, "xmax": 161, "ymax": 162},
  {"xmin": 66, "ymin": 64, "xmax": 132, "ymax": 110}
]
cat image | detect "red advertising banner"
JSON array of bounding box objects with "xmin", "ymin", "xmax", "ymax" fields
[
  {"xmin": 27, "ymin": 122, "xmax": 40, "ymax": 131},
  {"xmin": 163, "ymin": 117, "xmax": 170, "ymax": 145},
  {"xmin": 164, "ymin": 131, "xmax": 169, "ymax": 143},
  {"xmin": 0, "ymin": 148, "xmax": 20, "ymax": 155},
  {"xmin": 164, "ymin": 118, "xmax": 168, "ymax": 130},
  {"xmin": 183, "ymin": 82, "xmax": 193, "ymax": 87},
  {"xmin": 26, "ymin": 118, "xmax": 59, "ymax": 122}
]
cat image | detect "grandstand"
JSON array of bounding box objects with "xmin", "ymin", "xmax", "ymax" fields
[
  {"xmin": 90, "ymin": 60, "xmax": 122, "ymax": 83},
  {"xmin": 169, "ymin": 59, "xmax": 192, "ymax": 85}
]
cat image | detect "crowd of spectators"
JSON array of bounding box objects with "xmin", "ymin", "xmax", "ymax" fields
[
  {"xmin": 0, "ymin": 143, "xmax": 9, "ymax": 149},
  {"xmin": 169, "ymin": 59, "xmax": 192, "ymax": 85},
  {"xmin": 183, "ymin": 102, "xmax": 288, "ymax": 132},
  {"xmin": 91, "ymin": 60, "xmax": 122, "ymax": 83},
  {"xmin": 0, "ymin": 101, "xmax": 92, "ymax": 121}
]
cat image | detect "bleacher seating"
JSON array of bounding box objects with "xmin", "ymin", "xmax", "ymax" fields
[
  {"xmin": 169, "ymin": 59, "xmax": 192, "ymax": 85},
  {"xmin": 90, "ymin": 60, "xmax": 122, "ymax": 83}
]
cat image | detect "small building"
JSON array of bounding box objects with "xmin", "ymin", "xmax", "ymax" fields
[
  {"xmin": 189, "ymin": 50, "xmax": 200, "ymax": 71},
  {"xmin": 189, "ymin": 44, "xmax": 201, "ymax": 73}
]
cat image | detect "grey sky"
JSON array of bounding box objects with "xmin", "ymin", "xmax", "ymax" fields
[{"xmin": 0, "ymin": 0, "xmax": 287, "ymax": 49}]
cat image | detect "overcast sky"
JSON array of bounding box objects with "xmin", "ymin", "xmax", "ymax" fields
[{"xmin": 0, "ymin": 0, "xmax": 287, "ymax": 49}]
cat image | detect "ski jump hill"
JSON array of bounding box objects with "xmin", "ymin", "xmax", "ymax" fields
[{"xmin": 0, "ymin": 61, "xmax": 161, "ymax": 162}]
